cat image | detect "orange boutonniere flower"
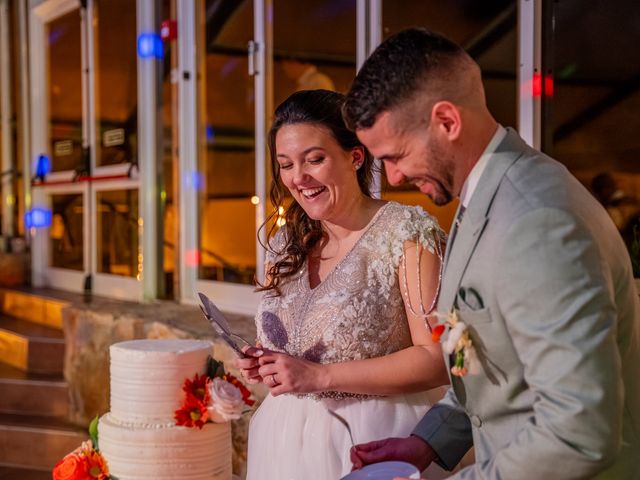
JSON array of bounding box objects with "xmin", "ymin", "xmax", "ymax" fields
[{"xmin": 431, "ymin": 324, "xmax": 446, "ymax": 342}]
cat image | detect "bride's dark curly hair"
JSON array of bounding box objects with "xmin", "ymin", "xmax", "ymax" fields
[{"xmin": 257, "ymin": 89, "xmax": 374, "ymax": 295}]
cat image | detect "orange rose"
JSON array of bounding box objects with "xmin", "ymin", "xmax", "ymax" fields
[{"xmin": 53, "ymin": 453, "xmax": 90, "ymax": 480}]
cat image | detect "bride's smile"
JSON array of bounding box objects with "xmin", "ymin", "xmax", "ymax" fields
[{"xmin": 276, "ymin": 123, "xmax": 365, "ymax": 223}]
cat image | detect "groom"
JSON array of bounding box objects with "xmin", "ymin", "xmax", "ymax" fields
[{"xmin": 343, "ymin": 28, "xmax": 640, "ymax": 479}]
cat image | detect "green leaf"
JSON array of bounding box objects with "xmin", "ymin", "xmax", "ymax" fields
[
  {"xmin": 88, "ymin": 415, "xmax": 100, "ymax": 450},
  {"xmin": 207, "ymin": 356, "xmax": 226, "ymax": 379}
]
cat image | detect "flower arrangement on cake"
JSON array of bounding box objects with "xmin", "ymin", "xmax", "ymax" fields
[
  {"xmin": 174, "ymin": 356, "xmax": 255, "ymax": 429},
  {"xmin": 53, "ymin": 417, "xmax": 114, "ymax": 480}
]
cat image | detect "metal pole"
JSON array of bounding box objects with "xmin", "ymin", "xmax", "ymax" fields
[
  {"xmin": 138, "ymin": 0, "xmax": 161, "ymax": 300},
  {"xmin": 518, "ymin": 0, "xmax": 542, "ymax": 149}
]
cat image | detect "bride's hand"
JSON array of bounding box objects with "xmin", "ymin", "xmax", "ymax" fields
[
  {"xmin": 257, "ymin": 351, "xmax": 328, "ymax": 396},
  {"xmin": 236, "ymin": 344, "xmax": 265, "ymax": 384}
]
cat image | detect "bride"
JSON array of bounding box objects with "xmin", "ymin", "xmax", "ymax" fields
[{"xmin": 240, "ymin": 89, "xmax": 450, "ymax": 479}]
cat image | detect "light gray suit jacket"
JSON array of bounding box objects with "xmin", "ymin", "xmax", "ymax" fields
[{"xmin": 413, "ymin": 129, "xmax": 640, "ymax": 479}]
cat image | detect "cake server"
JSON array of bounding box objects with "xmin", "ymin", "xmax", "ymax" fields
[
  {"xmin": 327, "ymin": 408, "xmax": 355, "ymax": 447},
  {"xmin": 197, "ymin": 292, "xmax": 252, "ymax": 357}
]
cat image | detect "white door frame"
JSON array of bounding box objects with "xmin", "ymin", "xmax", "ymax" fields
[
  {"xmin": 30, "ymin": 0, "xmax": 142, "ymax": 300},
  {"xmin": 92, "ymin": 177, "xmax": 141, "ymax": 302},
  {"xmin": 179, "ymin": 0, "xmax": 264, "ymax": 315},
  {"xmin": 518, "ymin": 0, "xmax": 542, "ymax": 149},
  {"xmin": 31, "ymin": 182, "xmax": 89, "ymax": 293},
  {"xmin": 30, "ymin": 0, "xmax": 84, "ymax": 290}
]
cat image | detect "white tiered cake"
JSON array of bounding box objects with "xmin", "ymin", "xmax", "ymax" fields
[{"xmin": 98, "ymin": 339, "xmax": 232, "ymax": 480}]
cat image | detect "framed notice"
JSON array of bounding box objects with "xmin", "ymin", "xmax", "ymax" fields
[
  {"xmin": 54, "ymin": 140, "xmax": 73, "ymax": 156},
  {"xmin": 103, "ymin": 128, "xmax": 125, "ymax": 147}
]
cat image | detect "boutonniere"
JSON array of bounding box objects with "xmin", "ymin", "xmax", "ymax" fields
[{"xmin": 432, "ymin": 288, "xmax": 482, "ymax": 377}]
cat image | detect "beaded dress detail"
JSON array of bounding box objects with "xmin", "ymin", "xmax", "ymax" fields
[{"xmin": 255, "ymin": 201, "xmax": 445, "ymax": 399}]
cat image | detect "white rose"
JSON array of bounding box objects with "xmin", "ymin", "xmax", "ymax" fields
[
  {"xmin": 207, "ymin": 377, "xmax": 244, "ymax": 422},
  {"xmin": 443, "ymin": 322, "xmax": 467, "ymax": 355}
]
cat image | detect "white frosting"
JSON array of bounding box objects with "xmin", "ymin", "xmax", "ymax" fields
[
  {"xmin": 109, "ymin": 339, "xmax": 213, "ymax": 424},
  {"xmin": 99, "ymin": 414, "xmax": 231, "ymax": 479},
  {"xmin": 99, "ymin": 339, "xmax": 232, "ymax": 480}
]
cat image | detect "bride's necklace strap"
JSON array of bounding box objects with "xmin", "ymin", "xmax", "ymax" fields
[{"xmin": 401, "ymin": 228, "xmax": 445, "ymax": 334}]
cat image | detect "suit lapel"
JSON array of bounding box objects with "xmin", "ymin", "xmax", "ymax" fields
[
  {"xmin": 439, "ymin": 214, "xmax": 488, "ymax": 311},
  {"xmin": 438, "ymin": 128, "xmax": 527, "ymax": 313}
]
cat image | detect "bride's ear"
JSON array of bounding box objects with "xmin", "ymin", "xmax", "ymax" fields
[{"xmin": 351, "ymin": 147, "xmax": 365, "ymax": 170}]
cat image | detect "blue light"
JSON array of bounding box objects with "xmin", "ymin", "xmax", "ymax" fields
[
  {"xmin": 206, "ymin": 124, "xmax": 215, "ymax": 143},
  {"xmin": 35, "ymin": 154, "xmax": 51, "ymax": 179},
  {"xmin": 184, "ymin": 171, "xmax": 205, "ymax": 192},
  {"xmin": 137, "ymin": 33, "xmax": 163, "ymax": 59},
  {"xmin": 25, "ymin": 208, "xmax": 52, "ymax": 229}
]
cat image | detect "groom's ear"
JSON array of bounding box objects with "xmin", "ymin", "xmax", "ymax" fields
[{"xmin": 431, "ymin": 101, "xmax": 462, "ymax": 141}]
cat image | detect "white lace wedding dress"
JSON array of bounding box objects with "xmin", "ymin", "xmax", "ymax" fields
[{"xmin": 246, "ymin": 202, "xmax": 450, "ymax": 480}]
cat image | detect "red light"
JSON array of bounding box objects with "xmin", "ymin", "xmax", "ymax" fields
[
  {"xmin": 544, "ymin": 75, "xmax": 554, "ymax": 97},
  {"xmin": 532, "ymin": 73, "xmax": 554, "ymax": 98},
  {"xmin": 184, "ymin": 250, "xmax": 201, "ymax": 267},
  {"xmin": 160, "ymin": 20, "xmax": 177, "ymax": 41}
]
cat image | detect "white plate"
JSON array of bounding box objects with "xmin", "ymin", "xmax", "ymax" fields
[{"xmin": 340, "ymin": 461, "xmax": 421, "ymax": 480}]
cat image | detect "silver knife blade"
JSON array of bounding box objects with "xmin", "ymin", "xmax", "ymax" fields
[
  {"xmin": 198, "ymin": 304, "xmax": 225, "ymax": 336},
  {"xmin": 197, "ymin": 292, "xmax": 252, "ymax": 358},
  {"xmin": 198, "ymin": 292, "xmax": 232, "ymax": 335}
]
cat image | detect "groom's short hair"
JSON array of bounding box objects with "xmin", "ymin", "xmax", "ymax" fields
[{"xmin": 343, "ymin": 28, "xmax": 473, "ymax": 131}]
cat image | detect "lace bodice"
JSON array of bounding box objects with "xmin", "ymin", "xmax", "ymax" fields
[{"xmin": 255, "ymin": 202, "xmax": 444, "ymax": 397}]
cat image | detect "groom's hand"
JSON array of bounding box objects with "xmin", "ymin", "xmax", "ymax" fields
[{"xmin": 350, "ymin": 436, "xmax": 437, "ymax": 472}]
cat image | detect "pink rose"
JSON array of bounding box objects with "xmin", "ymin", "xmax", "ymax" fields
[{"xmin": 207, "ymin": 377, "xmax": 244, "ymax": 422}]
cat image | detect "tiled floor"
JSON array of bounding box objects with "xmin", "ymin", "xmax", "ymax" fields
[{"xmin": 0, "ymin": 467, "xmax": 51, "ymax": 479}]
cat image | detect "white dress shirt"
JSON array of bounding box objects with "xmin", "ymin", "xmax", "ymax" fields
[{"xmin": 459, "ymin": 125, "xmax": 507, "ymax": 208}]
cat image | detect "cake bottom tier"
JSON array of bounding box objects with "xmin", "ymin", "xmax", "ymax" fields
[{"xmin": 98, "ymin": 413, "xmax": 232, "ymax": 480}]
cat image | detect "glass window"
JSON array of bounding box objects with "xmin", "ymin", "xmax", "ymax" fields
[
  {"xmin": 48, "ymin": 9, "xmax": 83, "ymax": 173},
  {"xmin": 268, "ymin": 1, "xmax": 357, "ymax": 242},
  {"xmin": 94, "ymin": 0, "xmax": 138, "ymax": 167},
  {"xmin": 274, "ymin": 0, "xmax": 356, "ymax": 104},
  {"xmin": 96, "ymin": 189, "xmax": 139, "ymax": 277},
  {"xmin": 547, "ymin": 0, "xmax": 640, "ymax": 249},
  {"xmin": 50, "ymin": 193, "xmax": 84, "ymax": 270},
  {"xmin": 380, "ymin": 0, "xmax": 517, "ymax": 231},
  {"xmin": 197, "ymin": 0, "xmax": 256, "ymax": 285},
  {"xmin": 162, "ymin": 0, "xmax": 176, "ymax": 297}
]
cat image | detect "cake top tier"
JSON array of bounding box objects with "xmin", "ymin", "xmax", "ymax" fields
[
  {"xmin": 109, "ymin": 339, "xmax": 213, "ymax": 425},
  {"xmin": 112, "ymin": 339, "xmax": 213, "ymax": 355}
]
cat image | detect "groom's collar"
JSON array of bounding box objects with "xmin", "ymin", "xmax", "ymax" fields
[
  {"xmin": 463, "ymin": 128, "xmax": 528, "ymax": 225},
  {"xmin": 459, "ymin": 124, "xmax": 507, "ymax": 209}
]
